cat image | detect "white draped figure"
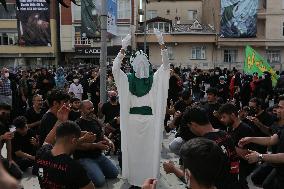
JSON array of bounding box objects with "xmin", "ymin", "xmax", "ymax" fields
[{"xmin": 112, "ymin": 29, "xmax": 170, "ymax": 187}]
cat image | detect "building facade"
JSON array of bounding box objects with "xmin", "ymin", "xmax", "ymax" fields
[
  {"xmin": 60, "ymin": 0, "xmax": 133, "ymax": 66},
  {"xmin": 0, "ymin": 0, "xmax": 58, "ymax": 69},
  {"xmin": 135, "ymin": 0, "xmax": 284, "ymax": 71}
]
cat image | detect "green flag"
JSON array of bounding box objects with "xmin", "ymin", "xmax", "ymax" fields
[{"xmin": 244, "ymin": 45, "xmax": 279, "ymax": 86}]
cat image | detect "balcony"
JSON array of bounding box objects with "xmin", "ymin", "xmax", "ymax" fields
[
  {"xmin": 136, "ymin": 18, "xmax": 215, "ymax": 35},
  {"xmin": 74, "ymin": 37, "xmax": 92, "ymax": 46}
]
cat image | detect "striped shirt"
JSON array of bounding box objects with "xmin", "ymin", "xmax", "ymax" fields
[{"xmin": 0, "ymin": 77, "xmax": 12, "ymax": 96}]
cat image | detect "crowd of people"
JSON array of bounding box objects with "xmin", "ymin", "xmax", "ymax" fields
[{"xmin": 1, "ymin": 61, "xmax": 284, "ymax": 189}]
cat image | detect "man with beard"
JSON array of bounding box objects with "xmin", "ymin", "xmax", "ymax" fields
[
  {"xmin": 219, "ymin": 103, "xmax": 257, "ymax": 189},
  {"xmin": 98, "ymin": 91, "xmax": 120, "ymax": 136},
  {"xmin": 20, "ymin": 13, "xmax": 51, "ymax": 46},
  {"xmin": 24, "ymin": 94, "xmax": 45, "ymax": 132},
  {"xmin": 74, "ymin": 100, "xmax": 118, "ymax": 187}
]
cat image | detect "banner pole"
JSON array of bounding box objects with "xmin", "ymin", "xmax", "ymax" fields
[{"xmin": 100, "ymin": 0, "xmax": 107, "ymax": 103}]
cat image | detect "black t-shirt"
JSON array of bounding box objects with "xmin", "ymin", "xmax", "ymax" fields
[
  {"xmin": 203, "ymin": 130, "xmax": 240, "ymax": 189},
  {"xmin": 101, "ymin": 102, "xmax": 120, "ymax": 123},
  {"xmin": 35, "ymin": 145, "xmax": 91, "ymax": 189},
  {"xmin": 74, "ymin": 118, "xmax": 104, "ymax": 159},
  {"xmin": 229, "ymin": 122, "xmax": 255, "ymax": 149},
  {"xmin": 38, "ymin": 112, "xmax": 58, "ymax": 146},
  {"xmin": 276, "ymin": 130, "xmax": 284, "ymax": 179},
  {"xmin": 25, "ymin": 107, "xmax": 45, "ymax": 124},
  {"xmin": 25, "ymin": 107, "xmax": 45, "ymax": 133},
  {"xmin": 228, "ymin": 122, "xmax": 256, "ymax": 169},
  {"xmin": 254, "ymin": 111, "xmax": 275, "ymax": 137},
  {"xmin": 68, "ymin": 110, "xmax": 81, "ymax": 121},
  {"xmin": 249, "ymin": 111, "xmax": 275, "ymax": 153},
  {"xmin": 174, "ymin": 100, "xmax": 188, "ymax": 113},
  {"xmin": 12, "ymin": 129, "xmax": 37, "ymax": 160},
  {"xmin": 201, "ymin": 102, "xmax": 226, "ymax": 130}
]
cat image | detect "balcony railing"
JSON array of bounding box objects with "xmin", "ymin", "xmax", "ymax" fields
[{"xmin": 74, "ymin": 37, "xmax": 91, "ymax": 46}]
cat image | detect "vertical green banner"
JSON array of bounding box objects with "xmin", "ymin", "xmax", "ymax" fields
[
  {"xmin": 81, "ymin": 0, "xmax": 101, "ymax": 38},
  {"xmin": 244, "ymin": 45, "xmax": 279, "ymax": 86}
]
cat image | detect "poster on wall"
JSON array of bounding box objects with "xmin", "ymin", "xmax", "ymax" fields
[
  {"xmin": 107, "ymin": 0, "xmax": 117, "ymax": 36},
  {"xmin": 17, "ymin": 0, "xmax": 51, "ymax": 46},
  {"xmin": 220, "ymin": 0, "xmax": 258, "ymax": 38},
  {"xmin": 81, "ymin": 0, "xmax": 101, "ymax": 38}
]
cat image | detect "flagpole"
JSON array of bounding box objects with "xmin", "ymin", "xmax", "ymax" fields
[
  {"xmin": 143, "ymin": 0, "xmax": 147, "ymax": 52},
  {"xmin": 100, "ymin": 0, "xmax": 107, "ymax": 103}
]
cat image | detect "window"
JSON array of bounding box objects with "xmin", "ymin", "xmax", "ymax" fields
[
  {"xmin": 224, "ymin": 49, "xmax": 238, "ymax": 63},
  {"xmin": 147, "ymin": 22, "xmax": 171, "ymax": 33},
  {"xmin": 267, "ymin": 50, "xmax": 281, "ymax": 63},
  {"xmin": 167, "ymin": 46, "xmax": 174, "ymax": 60},
  {"xmin": 192, "ymin": 47, "xmax": 206, "ymax": 60},
  {"xmin": 147, "ymin": 10, "xmax": 157, "ymax": 20},
  {"xmin": 117, "ymin": 0, "xmax": 131, "ymax": 19},
  {"xmin": 0, "ymin": 33, "xmax": 18, "ymax": 45},
  {"xmin": 0, "ymin": 4, "xmax": 16, "ymax": 19},
  {"xmin": 188, "ymin": 10, "xmax": 197, "ymax": 21}
]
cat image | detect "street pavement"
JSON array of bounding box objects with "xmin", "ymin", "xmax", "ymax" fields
[{"xmin": 2, "ymin": 131, "xmax": 261, "ymax": 189}]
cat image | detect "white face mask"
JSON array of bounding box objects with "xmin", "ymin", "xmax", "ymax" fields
[
  {"xmin": 4, "ymin": 73, "xmax": 9, "ymax": 78},
  {"xmin": 73, "ymin": 79, "xmax": 79, "ymax": 83}
]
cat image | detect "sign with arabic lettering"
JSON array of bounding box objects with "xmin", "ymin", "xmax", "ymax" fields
[{"xmin": 244, "ymin": 45, "xmax": 279, "ymax": 86}]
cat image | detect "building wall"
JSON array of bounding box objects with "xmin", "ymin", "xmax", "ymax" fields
[
  {"xmin": 143, "ymin": 0, "xmax": 202, "ymax": 24},
  {"xmin": 149, "ymin": 42, "xmax": 214, "ymax": 69}
]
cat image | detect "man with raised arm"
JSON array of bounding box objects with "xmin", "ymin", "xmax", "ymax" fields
[{"xmin": 112, "ymin": 29, "xmax": 170, "ymax": 187}]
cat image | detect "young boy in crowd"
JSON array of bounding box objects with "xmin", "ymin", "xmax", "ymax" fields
[{"xmin": 69, "ymin": 97, "xmax": 81, "ymax": 121}]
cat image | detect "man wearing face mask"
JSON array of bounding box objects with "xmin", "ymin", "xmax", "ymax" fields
[
  {"xmin": 247, "ymin": 98, "xmax": 276, "ymax": 154},
  {"xmin": 98, "ymin": 91, "xmax": 120, "ymax": 135},
  {"xmin": 69, "ymin": 77, "xmax": 84, "ymax": 101},
  {"xmin": 0, "ymin": 67, "xmax": 12, "ymax": 106}
]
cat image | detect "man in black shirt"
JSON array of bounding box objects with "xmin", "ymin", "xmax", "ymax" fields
[
  {"xmin": 12, "ymin": 116, "xmax": 38, "ymax": 172},
  {"xmin": 75, "ymin": 100, "xmax": 118, "ymax": 187},
  {"xmin": 219, "ymin": 103, "xmax": 256, "ymax": 189},
  {"xmin": 35, "ymin": 121, "xmax": 95, "ymax": 189},
  {"xmin": 25, "ymin": 94, "xmax": 45, "ymax": 132},
  {"xmin": 0, "ymin": 103, "xmax": 23, "ymax": 180},
  {"xmin": 164, "ymin": 107, "xmax": 240, "ymax": 189},
  {"xmin": 97, "ymin": 91, "xmax": 120, "ymax": 135},
  {"xmin": 201, "ymin": 87, "xmax": 226, "ymax": 130},
  {"xmin": 68, "ymin": 97, "xmax": 81, "ymax": 121},
  {"xmin": 240, "ymin": 129, "xmax": 284, "ymax": 189},
  {"xmin": 248, "ymin": 98, "xmax": 276, "ymax": 154},
  {"xmin": 38, "ymin": 89, "xmax": 70, "ymax": 146}
]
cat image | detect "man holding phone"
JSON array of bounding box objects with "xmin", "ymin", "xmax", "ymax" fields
[{"xmin": 0, "ymin": 103, "xmax": 22, "ymax": 180}]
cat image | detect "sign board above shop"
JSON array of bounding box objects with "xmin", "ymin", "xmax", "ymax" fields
[{"xmin": 75, "ymin": 47, "xmax": 121, "ymax": 56}]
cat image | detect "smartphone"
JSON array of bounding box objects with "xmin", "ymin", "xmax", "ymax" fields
[{"xmin": 9, "ymin": 125, "xmax": 16, "ymax": 133}]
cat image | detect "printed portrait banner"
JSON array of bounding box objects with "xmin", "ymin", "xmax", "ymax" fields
[
  {"xmin": 221, "ymin": 0, "xmax": 258, "ymax": 38},
  {"xmin": 17, "ymin": 0, "xmax": 51, "ymax": 46},
  {"xmin": 244, "ymin": 45, "xmax": 279, "ymax": 86},
  {"xmin": 81, "ymin": 0, "xmax": 101, "ymax": 38}
]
